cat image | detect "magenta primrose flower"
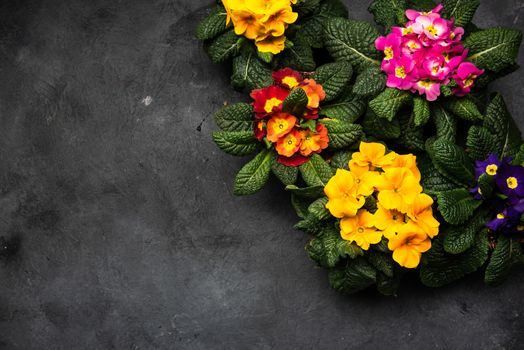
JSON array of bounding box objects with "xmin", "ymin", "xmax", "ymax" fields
[{"xmin": 375, "ymin": 5, "xmax": 484, "ymax": 101}]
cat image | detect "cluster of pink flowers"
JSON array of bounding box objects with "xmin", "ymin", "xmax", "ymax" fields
[{"xmin": 375, "ymin": 5, "xmax": 484, "ymax": 101}]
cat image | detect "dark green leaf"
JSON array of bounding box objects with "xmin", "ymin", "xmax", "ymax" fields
[
  {"xmin": 233, "ymin": 150, "xmax": 273, "ymax": 195},
  {"xmin": 196, "ymin": 6, "xmax": 229, "ymax": 41},
  {"xmin": 206, "ymin": 30, "xmax": 243, "ymax": 63},
  {"xmin": 213, "ymin": 131, "xmax": 258, "ymax": 156},
  {"xmin": 362, "ymin": 109, "xmax": 401, "ymax": 140},
  {"xmin": 319, "ymin": 99, "xmax": 366, "ymax": 122},
  {"xmin": 442, "ymin": 0, "xmax": 480, "ymax": 27},
  {"xmin": 369, "ymin": 88, "xmax": 412, "ymax": 121},
  {"xmin": 368, "ymin": 0, "xmax": 407, "ymax": 29},
  {"xmin": 231, "ymin": 52, "xmax": 273, "ymax": 91},
  {"xmin": 426, "ymin": 138, "xmax": 476, "ymax": 187},
  {"xmin": 271, "ymin": 158, "xmax": 298, "ymax": 185},
  {"xmin": 444, "ymin": 96, "xmax": 483, "ymax": 121},
  {"xmin": 437, "ymin": 188, "xmax": 481, "ymax": 225},
  {"xmin": 312, "ymin": 61, "xmax": 353, "ymax": 102},
  {"xmin": 329, "ymin": 258, "xmax": 377, "ymax": 294},
  {"xmin": 443, "ymin": 209, "xmax": 488, "ymax": 254},
  {"xmin": 321, "ymin": 120, "xmax": 364, "ymax": 149},
  {"xmin": 413, "ymin": 96, "xmax": 431, "ymax": 126},
  {"xmin": 352, "ymin": 65, "xmax": 387, "ymax": 98},
  {"xmin": 215, "ymin": 102, "xmax": 253, "ymax": 131},
  {"xmin": 299, "ymin": 154, "xmax": 334, "ymax": 187},
  {"xmin": 285, "ymin": 184, "xmax": 325, "ymax": 198},
  {"xmin": 282, "ymin": 88, "xmax": 308, "ymax": 115},
  {"xmin": 431, "ymin": 104, "xmax": 457, "ymax": 143},
  {"xmin": 485, "ymin": 236, "xmax": 523, "ymax": 286}
]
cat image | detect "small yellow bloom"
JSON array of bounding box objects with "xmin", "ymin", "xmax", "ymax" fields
[
  {"xmin": 348, "ymin": 161, "xmax": 379, "ymax": 197},
  {"xmin": 388, "ymin": 222, "xmax": 431, "ymax": 268},
  {"xmin": 375, "ymin": 167, "xmax": 422, "ymax": 212},
  {"xmin": 384, "ymin": 153, "xmax": 421, "ymax": 181},
  {"xmin": 373, "ymin": 202, "xmax": 407, "ymax": 239},
  {"xmin": 406, "ymin": 193, "xmax": 440, "ymax": 238},
  {"xmin": 255, "ymin": 34, "xmax": 287, "ymax": 54},
  {"xmin": 351, "ymin": 142, "xmax": 396, "ymax": 169},
  {"xmin": 324, "ymin": 169, "xmax": 365, "ymax": 218},
  {"xmin": 340, "ymin": 210, "xmax": 383, "ymax": 250}
]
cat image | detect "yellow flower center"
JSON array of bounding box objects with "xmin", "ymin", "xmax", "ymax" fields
[
  {"xmin": 507, "ymin": 176, "xmax": 518, "ymax": 189},
  {"xmin": 464, "ymin": 75, "xmax": 476, "ymax": 88},
  {"xmin": 408, "ymin": 41, "xmax": 418, "ymax": 49},
  {"xmin": 282, "ymin": 76, "xmax": 299, "ymax": 88},
  {"xmin": 384, "ymin": 47, "xmax": 393, "ymax": 60},
  {"xmin": 403, "ymin": 27, "xmax": 413, "ymax": 35},
  {"xmin": 497, "ymin": 213, "xmax": 505, "ymax": 219},
  {"xmin": 395, "ymin": 66, "xmax": 406, "ymax": 78},
  {"xmin": 485, "ymin": 164, "xmax": 498, "ymax": 175},
  {"xmin": 427, "ymin": 25, "xmax": 437, "ymax": 36},
  {"xmin": 419, "ymin": 80, "xmax": 433, "ymax": 88},
  {"xmin": 357, "ymin": 227, "xmax": 364, "ymax": 233},
  {"xmin": 264, "ymin": 98, "xmax": 282, "ymax": 113}
]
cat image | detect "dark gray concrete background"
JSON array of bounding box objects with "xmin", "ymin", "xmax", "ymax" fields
[{"xmin": 1, "ymin": 0, "xmax": 524, "ymax": 349}]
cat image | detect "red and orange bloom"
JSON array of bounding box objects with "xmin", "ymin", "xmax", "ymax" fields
[
  {"xmin": 272, "ymin": 68, "xmax": 303, "ymax": 90},
  {"xmin": 254, "ymin": 119, "xmax": 266, "ymax": 141},
  {"xmin": 299, "ymin": 79, "xmax": 326, "ymax": 110},
  {"xmin": 299, "ymin": 124, "xmax": 329, "ymax": 156},
  {"xmin": 266, "ymin": 113, "xmax": 297, "ymax": 142},
  {"xmin": 250, "ymin": 85, "xmax": 289, "ymax": 117},
  {"xmin": 275, "ymin": 129, "xmax": 303, "ymax": 157}
]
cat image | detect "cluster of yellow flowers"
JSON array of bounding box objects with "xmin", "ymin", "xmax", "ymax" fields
[
  {"xmin": 222, "ymin": 0, "xmax": 299, "ymax": 54},
  {"xmin": 324, "ymin": 142, "xmax": 440, "ymax": 268}
]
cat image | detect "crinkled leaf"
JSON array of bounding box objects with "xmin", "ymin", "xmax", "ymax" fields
[
  {"xmin": 363, "ymin": 109, "xmax": 401, "ymax": 140},
  {"xmin": 426, "ymin": 138, "xmax": 476, "ymax": 187},
  {"xmin": 285, "ymin": 184, "xmax": 325, "ymax": 198},
  {"xmin": 300, "ymin": 0, "xmax": 349, "ymax": 48},
  {"xmin": 368, "ymin": 0, "xmax": 407, "ymax": 29},
  {"xmin": 369, "ymin": 88, "xmax": 412, "ymax": 121},
  {"xmin": 437, "ymin": 188, "xmax": 481, "ymax": 225},
  {"xmin": 417, "ymin": 154, "xmax": 457, "ymax": 195},
  {"xmin": 271, "ymin": 158, "xmax": 298, "ymax": 185},
  {"xmin": 431, "ymin": 104, "xmax": 457, "ymax": 143},
  {"xmin": 485, "ymin": 236, "xmax": 523, "ymax": 286},
  {"xmin": 444, "ymin": 96, "xmax": 483, "ymax": 122},
  {"xmin": 312, "ymin": 61, "xmax": 353, "ymax": 102},
  {"xmin": 319, "ymin": 99, "xmax": 366, "ymax": 122},
  {"xmin": 398, "ymin": 112, "xmax": 425, "ymax": 152},
  {"xmin": 466, "ymin": 125, "xmax": 498, "ymax": 161},
  {"xmin": 282, "ymin": 87, "xmax": 308, "ymax": 116},
  {"xmin": 196, "ymin": 6, "xmax": 229, "ymax": 41},
  {"xmin": 366, "ymin": 251, "xmax": 395, "ymax": 278},
  {"xmin": 215, "ymin": 102, "xmax": 254, "ymax": 131},
  {"xmin": 294, "ymin": 0, "xmax": 321, "ymax": 17},
  {"xmin": 330, "ymin": 150, "xmax": 353, "ymax": 170},
  {"xmin": 206, "ymin": 30, "xmax": 243, "ymax": 63},
  {"xmin": 213, "ymin": 131, "xmax": 258, "ymax": 156},
  {"xmin": 306, "ymin": 226, "xmax": 362, "ymax": 268},
  {"xmin": 443, "ymin": 209, "xmax": 488, "ymax": 254},
  {"xmin": 442, "ymin": 0, "xmax": 480, "ymax": 27},
  {"xmin": 413, "ymin": 96, "xmax": 431, "ymax": 126},
  {"xmin": 352, "ymin": 65, "xmax": 387, "ymax": 98},
  {"xmin": 299, "ymin": 154, "xmax": 334, "ymax": 187},
  {"xmin": 233, "ymin": 150, "xmax": 273, "ymax": 195},
  {"xmin": 329, "ymin": 258, "xmax": 377, "ymax": 294},
  {"xmin": 321, "ymin": 120, "xmax": 363, "ymax": 149},
  {"xmin": 278, "ymin": 32, "xmax": 316, "ymax": 71},
  {"xmin": 290, "ymin": 194, "xmax": 312, "ymax": 219}
]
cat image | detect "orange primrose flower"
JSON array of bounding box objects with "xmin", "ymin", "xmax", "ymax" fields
[
  {"xmin": 385, "ymin": 153, "xmax": 421, "ymax": 181},
  {"xmin": 373, "ymin": 202, "xmax": 407, "ymax": 239},
  {"xmin": 375, "ymin": 167, "xmax": 422, "ymax": 212},
  {"xmin": 350, "ymin": 142, "xmax": 397, "ymax": 170},
  {"xmin": 324, "ymin": 169, "xmax": 365, "ymax": 218},
  {"xmin": 266, "ymin": 113, "xmax": 297, "ymax": 142},
  {"xmin": 299, "ymin": 123, "xmax": 329, "ymax": 156},
  {"xmin": 340, "ymin": 209, "xmax": 383, "ymax": 250},
  {"xmin": 407, "ymin": 193, "xmax": 440, "ymax": 238},
  {"xmin": 230, "ymin": 9, "xmax": 265, "ymax": 40},
  {"xmin": 299, "ymin": 79, "xmax": 326, "ymax": 109},
  {"xmin": 275, "ymin": 128, "xmax": 302, "ymax": 157}
]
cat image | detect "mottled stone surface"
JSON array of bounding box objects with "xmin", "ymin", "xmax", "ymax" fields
[{"xmin": 0, "ymin": 0, "xmax": 523, "ymax": 349}]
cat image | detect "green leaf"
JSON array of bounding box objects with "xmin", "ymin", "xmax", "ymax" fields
[
  {"xmin": 362, "ymin": 109, "xmax": 401, "ymax": 140},
  {"xmin": 406, "ymin": 0, "xmax": 436, "ymax": 11},
  {"xmin": 294, "ymin": 0, "xmax": 321, "ymax": 16},
  {"xmin": 299, "ymin": 154, "xmax": 334, "ymax": 187},
  {"xmin": 196, "ymin": 6, "xmax": 229, "ymax": 41},
  {"xmin": 290, "ymin": 194, "xmax": 312, "ymax": 218},
  {"xmin": 324, "ymin": 18, "xmax": 382, "ymax": 72},
  {"xmin": 285, "ymin": 184, "xmax": 325, "ymax": 198},
  {"xmin": 443, "ymin": 209, "xmax": 488, "ymax": 254},
  {"xmin": 213, "ymin": 131, "xmax": 258, "ymax": 156},
  {"xmin": 282, "ymin": 88, "xmax": 308, "ymax": 115},
  {"xmin": 329, "ymin": 258, "xmax": 377, "ymax": 294},
  {"xmin": 466, "ymin": 125, "xmax": 497, "ymax": 161},
  {"xmin": 369, "ymin": 88, "xmax": 412, "ymax": 121},
  {"xmin": 368, "ymin": 0, "xmax": 407, "ymax": 29},
  {"xmin": 398, "ymin": 112, "xmax": 425, "ymax": 152},
  {"xmin": 426, "ymin": 138, "xmax": 476, "ymax": 187},
  {"xmin": 485, "ymin": 236, "xmax": 523, "ymax": 286},
  {"xmin": 215, "ymin": 103, "xmax": 253, "ymax": 131},
  {"xmin": 444, "ymin": 96, "xmax": 483, "ymax": 122},
  {"xmin": 278, "ymin": 32, "xmax": 316, "ymax": 71},
  {"xmin": 312, "ymin": 62, "xmax": 353, "ymax": 102},
  {"xmin": 442, "ymin": 0, "xmax": 480, "ymax": 27},
  {"xmin": 431, "ymin": 104, "xmax": 457, "ymax": 143},
  {"xmin": 257, "ymin": 51, "xmax": 273, "ymax": 63},
  {"xmin": 319, "ymin": 99, "xmax": 366, "ymax": 122},
  {"xmin": 330, "ymin": 150, "xmax": 353, "ymax": 170},
  {"xmin": 231, "ymin": 51, "xmax": 273, "ymax": 91},
  {"xmin": 413, "ymin": 96, "xmax": 431, "ymax": 126},
  {"xmin": 352, "ymin": 65, "xmax": 387, "ymax": 98},
  {"xmin": 233, "ymin": 150, "xmax": 273, "ymax": 195},
  {"xmin": 376, "ymin": 270, "xmax": 401, "ymax": 296},
  {"xmin": 464, "ymin": 28, "xmax": 523, "ymax": 72},
  {"xmin": 366, "ymin": 251, "xmax": 394, "ymax": 278},
  {"xmin": 420, "ymin": 232, "xmax": 489, "ymax": 287},
  {"xmin": 512, "ymin": 143, "xmax": 524, "ymax": 166},
  {"xmin": 417, "ymin": 154, "xmax": 457, "ymax": 195},
  {"xmin": 307, "ymin": 197, "xmax": 330, "ymax": 221},
  {"xmin": 271, "ymin": 158, "xmax": 298, "ymax": 185},
  {"xmin": 482, "ymin": 93, "xmax": 522, "ymax": 158},
  {"xmin": 306, "ymin": 226, "xmax": 357, "ymax": 268},
  {"xmin": 321, "ymin": 120, "xmax": 363, "ymax": 149},
  {"xmin": 300, "ymin": 0, "xmax": 349, "ymax": 49},
  {"xmin": 477, "ymin": 173, "xmax": 494, "ymax": 199},
  {"xmin": 206, "ymin": 30, "xmax": 243, "ymax": 63},
  {"xmin": 437, "ymin": 188, "xmax": 481, "ymax": 225}
]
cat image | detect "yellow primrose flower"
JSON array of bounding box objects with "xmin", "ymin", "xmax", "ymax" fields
[
  {"xmin": 375, "ymin": 167, "xmax": 422, "ymax": 212},
  {"xmin": 324, "ymin": 169, "xmax": 365, "ymax": 218},
  {"xmin": 351, "ymin": 142, "xmax": 397, "ymax": 169},
  {"xmin": 373, "ymin": 202, "xmax": 407, "ymax": 239},
  {"xmin": 384, "ymin": 153, "xmax": 421, "ymax": 181},
  {"xmin": 260, "ymin": 3, "xmax": 298, "ymax": 37},
  {"xmin": 348, "ymin": 161, "xmax": 379, "ymax": 197},
  {"xmin": 340, "ymin": 210, "xmax": 383, "ymax": 250},
  {"xmin": 388, "ymin": 222, "xmax": 431, "ymax": 268},
  {"xmin": 406, "ymin": 193, "xmax": 440, "ymax": 238},
  {"xmin": 255, "ymin": 34, "xmax": 287, "ymax": 54},
  {"xmin": 230, "ymin": 8, "xmax": 265, "ymax": 40}
]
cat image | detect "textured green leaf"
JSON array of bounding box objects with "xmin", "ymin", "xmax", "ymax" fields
[
  {"xmin": 307, "ymin": 197, "xmax": 330, "ymax": 221},
  {"xmin": 426, "ymin": 138, "xmax": 476, "ymax": 187},
  {"xmin": 368, "ymin": 0, "xmax": 407, "ymax": 29},
  {"xmin": 413, "ymin": 96, "xmax": 431, "ymax": 127},
  {"xmin": 306, "ymin": 226, "xmax": 358, "ymax": 268},
  {"xmin": 290, "ymin": 194, "xmax": 312, "ymax": 219},
  {"xmin": 369, "ymin": 88, "xmax": 412, "ymax": 121},
  {"xmin": 330, "ymin": 150, "xmax": 353, "ymax": 170},
  {"xmin": 352, "ymin": 65, "xmax": 387, "ymax": 98},
  {"xmin": 485, "ymin": 236, "xmax": 523, "ymax": 286},
  {"xmin": 231, "ymin": 52, "xmax": 273, "ymax": 91},
  {"xmin": 285, "ymin": 184, "xmax": 325, "ymax": 198},
  {"xmin": 464, "ymin": 28, "xmax": 523, "ymax": 72},
  {"xmin": 420, "ymin": 232, "xmax": 489, "ymax": 287},
  {"xmin": 437, "ymin": 188, "xmax": 481, "ymax": 225},
  {"xmin": 278, "ymin": 33, "xmax": 316, "ymax": 71},
  {"xmin": 213, "ymin": 131, "xmax": 258, "ymax": 156},
  {"xmin": 398, "ymin": 112, "xmax": 425, "ymax": 152},
  {"xmin": 312, "ymin": 61, "xmax": 353, "ymax": 102},
  {"xmin": 271, "ymin": 158, "xmax": 298, "ymax": 185},
  {"xmin": 366, "ymin": 251, "xmax": 394, "ymax": 278},
  {"xmin": 442, "ymin": 0, "xmax": 480, "ymax": 27},
  {"xmin": 363, "ymin": 109, "xmax": 401, "ymax": 140},
  {"xmin": 329, "ymin": 258, "xmax": 377, "ymax": 294},
  {"xmin": 376, "ymin": 270, "xmax": 401, "ymax": 296},
  {"xmin": 282, "ymin": 88, "xmax": 308, "ymax": 115},
  {"xmin": 417, "ymin": 154, "xmax": 457, "ymax": 195},
  {"xmin": 233, "ymin": 150, "xmax": 273, "ymax": 195},
  {"xmin": 483, "ymin": 93, "xmax": 522, "ymax": 158},
  {"xmin": 196, "ymin": 6, "xmax": 229, "ymax": 41},
  {"xmin": 431, "ymin": 104, "xmax": 457, "ymax": 143},
  {"xmin": 300, "ymin": 0, "xmax": 349, "ymax": 49},
  {"xmin": 444, "ymin": 96, "xmax": 483, "ymax": 121},
  {"xmin": 324, "ymin": 18, "xmax": 382, "ymax": 72},
  {"xmin": 215, "ymin": 102, "xmax": 253, "ymax": 131},
  {"xmin": 299, "ymin": 154, "xmax": 334, "ymax": 187},
  {"xmin": 319, "ymin": 99, "xmax": 366, "ymax": 122},
  {"xmin": 206, "ymin": 30, "xmax": 243, "ymax": 63},
  {"xmin": 466, "ymin": 125, "xmax": 498, "ymax": 161},
  {"xmin": 321, "ymin": 120, "xmax": 363, "ymax": 149},
  {"xmin": 294, "ymin": 0, "xmax": 321, "ymax": 16},
  {"xmin": 443, "ymin": 209, "xmax": 488, "ymax": 254}
]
